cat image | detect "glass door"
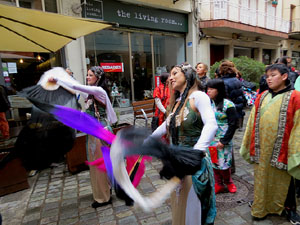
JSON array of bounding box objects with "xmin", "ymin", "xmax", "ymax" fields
[
  {"xmin": 153, "ymin": 34, "xmax": 185, "ymax": 75},
  {"xmin": 130, "ymin": 33, "xmax": 153, "ymax": 101}
]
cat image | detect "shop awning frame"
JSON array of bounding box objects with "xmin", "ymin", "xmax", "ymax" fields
[{"xmin": 0, "ymin": 4, "xmax": 114, "ymax": 53}]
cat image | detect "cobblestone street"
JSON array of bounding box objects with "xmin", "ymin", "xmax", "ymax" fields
[{"xmin": 0, "ymin": 109, "xmax": 299, "ymax": 225}]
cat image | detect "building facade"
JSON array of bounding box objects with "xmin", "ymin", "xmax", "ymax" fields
[
  {"xmin": 0, "ymin": 0, "xmax": 193, "ymax": 102},
  {"xmin": 62, "ymin": 0, "xmax": 194, "ymax": 102},
  {"xmin": 1, "ymin": 0, "xmax": 298, "ymax": 105},
  {"xmin": 281, "ymin": 0, "xmax": 300, "ymax": 70},
  {"xmin": 197, "ymin": 0, "xmax": 290, "ymax": 66}
]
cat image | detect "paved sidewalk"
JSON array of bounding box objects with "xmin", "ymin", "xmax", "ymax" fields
[{"xmin": 0, "ymin": 110, "xmax": 299, "ymax": 225}]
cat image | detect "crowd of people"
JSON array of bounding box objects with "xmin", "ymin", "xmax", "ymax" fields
[
  {"xmin": 1, "ymin": 55, "xmax": 300, "ymax": 225},
  {"xmin": 149, "ymin": 57, "xmax": 300, "ymax": 224},
  {"xmin": 74, "ymin": 56, "xmax": 297, "ymax": 224}
]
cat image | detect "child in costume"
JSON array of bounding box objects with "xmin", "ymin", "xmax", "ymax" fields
[
  {"xmin": 240, "ymin": 64, "xmax": 300, "ymax": 224},
  {"xmin": 206, "ymin": 79, "xmax": 238, "ymax": 194}
]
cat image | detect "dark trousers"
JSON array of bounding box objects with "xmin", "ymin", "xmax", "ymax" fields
[
  {"xmin": 231, "ymin": 151, "xmax": 235, "ymax": 174},
  {"xmin": 213, "ymin": 168, "xmax": 233, "ymax": 186},
  {"xmin": 296, "ymin": 179, "xmax": 300, "ymax": 198},
  {"xmin": 284, "ymin": 177, "xmax": 297, "ymax": 211}
]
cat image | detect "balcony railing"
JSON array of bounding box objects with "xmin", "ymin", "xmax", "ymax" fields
[
  {"xmin": 291, "ymin": 19, "xmax": 300, "ymax": 33},
  {"xmin": 199, "ymin": 0, "xmax": 290, "ymax": 33}
]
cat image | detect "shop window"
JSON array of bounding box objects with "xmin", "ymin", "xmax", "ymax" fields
[
  {"xmin": 153, "ymin": 34, "xmax": 185, "ymax": 75},
  {"xmin": 234, "ymin": 46, "xmax": 252, "ymax": 58},
  {"xmin": 0, "ymin": 0, "xmax": 16, "ymax": 6},
  {"xmin": 0, "ymin": 0, "xmax": 57, "ymax": 11},
  {"xmin": 263, "ymin": 49, "xmax": 272, "ymax": 65},
  {"xmin": 44, "ymin": 0, "xmax": 57, "ymax": 13},
  {"xmin": 131, "ymin": 33, "xmax": 152, "ymax": 101},
  {"xmin": 19, "ymin": 0, "xmax": 42, "ymax": 10},
  {"xmin": 85, "ymin": 30, "xmax": 132, "ymax": 104},
  {"xmin": 18, "ymin": 0, "xmax": 57, "ymax": 12},
  {"xmin": 84, "ymin": 29, "xmax": 186, "ymax": 103}
]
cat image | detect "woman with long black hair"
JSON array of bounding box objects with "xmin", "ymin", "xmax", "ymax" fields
[{"xmin": 150, "ymin": 63, "xmax": 218, "ymax": 225}]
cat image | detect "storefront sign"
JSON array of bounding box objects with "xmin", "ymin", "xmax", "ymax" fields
[
  {"xmin": 82, "ymin": 0, "xmax": 103, "ymax": 20},
  {"xmin": 4, "ymin": 77, "xmax": 10, "ymax": 83},
  {"xmin": 100, "ymin": 63, "xmax": 124, "ymax": 72},
  {"xmin": 102, "ymin": 0, "xmax": 188, "ymax": 33}
]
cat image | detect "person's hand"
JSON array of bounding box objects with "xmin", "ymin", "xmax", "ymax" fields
[
  {"xmin": 216, "ymin": 141, "xmax": 224, "ymax": 150},
  {"xmin": 48, "ymin": 77, "xmax": 57, "ymax": 83}
]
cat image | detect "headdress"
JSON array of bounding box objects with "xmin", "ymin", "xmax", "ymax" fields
[
  {"xmin": 90, "ymin": 66, "xmax": 104, "ymax": 79},
  {"xmin": 169, "ymin": 63, "xmax": 197, "ymax": 145}
]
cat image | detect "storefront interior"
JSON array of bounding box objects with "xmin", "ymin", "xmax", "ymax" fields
[
  {"xmin": 85, "ymin": 28, "xmax": 185, "ymax": 103},
  {"xmin": 1, "ymin": 51, "xmax": 63, "ymax": 93}
]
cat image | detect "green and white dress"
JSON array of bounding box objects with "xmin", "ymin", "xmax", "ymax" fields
[
  {"xmin": 151, "ymin": 91, "xmax": 218, "ymax": 225},
  {"xmin": 210, "ymin": 99, "xmax": 236, "ymax": 170}
]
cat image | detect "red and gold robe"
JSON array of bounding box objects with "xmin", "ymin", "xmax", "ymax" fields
[
  {"xmin": 153, "ymin": 83, "xmax": 170, "ymax": 125},
  {"xmin": 240, "ymin": 90, "xmax": 300, "ymax": 218}
]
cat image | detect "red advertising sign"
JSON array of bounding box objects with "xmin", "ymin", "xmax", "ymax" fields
[
  {"xmin": 4, "ymin": 77, "xmax": 10, "ymax": 83},
  {"xmin": 100, "ymin": 63, "xmax": 124, "ymax": 72}
]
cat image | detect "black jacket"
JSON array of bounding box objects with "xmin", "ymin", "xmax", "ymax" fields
[
  {"xmin": 221, "ymin": 74, "xmax": 246, "ymax": 118},
  {"xmin": 289, "ymin": 71, "xmax": 299, "ymax": 85}
]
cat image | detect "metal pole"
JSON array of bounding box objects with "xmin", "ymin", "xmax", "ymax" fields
[
  {"xmin": 151, "ymin": 34, "xmax": 155, "ymax": 90},
  {"xmin": 0, "ymin": 56, "xmax": 5, "ymax": 86},
  {"xmin": 41, "ymin": 0, "xmax": 45, "ymax": 11},
  {"xmin": 128, "ymin": 32, "xmax": 135, "ymax": 102}
]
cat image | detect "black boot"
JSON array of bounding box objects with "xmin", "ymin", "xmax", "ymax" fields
[
  {"xmin": 91, "ymin": 197, "xmax": 112, "ymax": 208},
  {"xmin": 285, "ymin": 209, "xmax": 300, "ymax": 225},
  {"xmin": 238, "ymin": 117, "xmax": 243, "ymax": 131}
]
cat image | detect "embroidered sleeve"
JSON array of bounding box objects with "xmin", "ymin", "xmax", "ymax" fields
[
  {"xmin": 287, "ymin": 104, "xmax": 300, "ymax": 179},
  {"xmin": 240, "ymin": 106, "xmax": 256, "ymax": 164}
]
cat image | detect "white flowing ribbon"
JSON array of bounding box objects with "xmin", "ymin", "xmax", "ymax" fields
[{"xmin": 110, "ymin": 132, "xmax": 181, "ymax": 212}]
